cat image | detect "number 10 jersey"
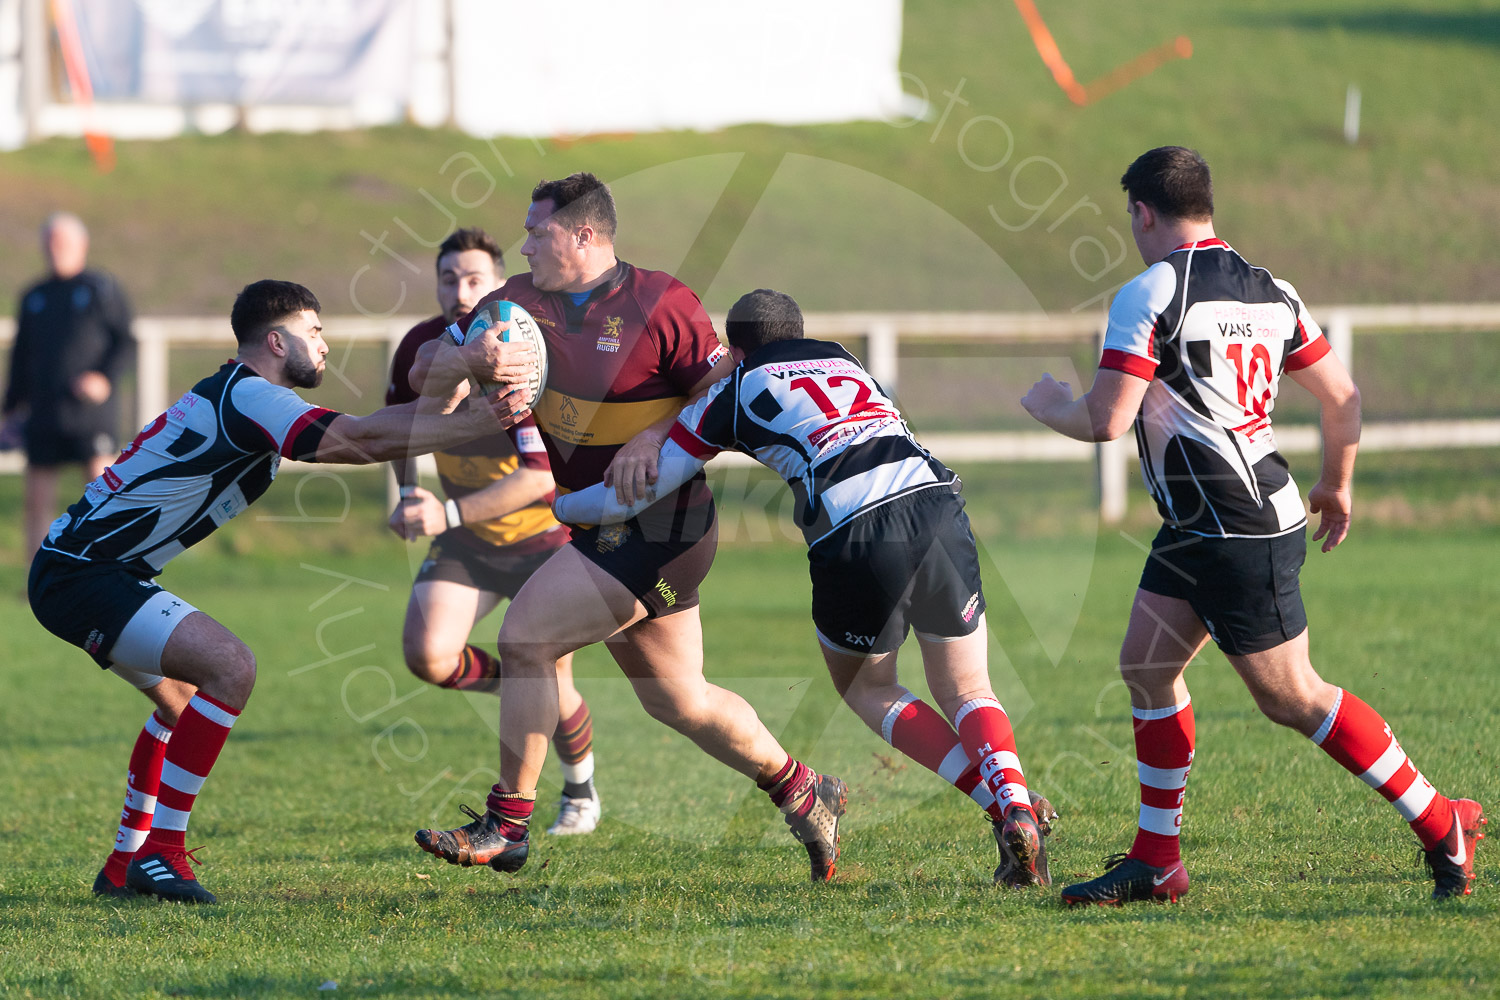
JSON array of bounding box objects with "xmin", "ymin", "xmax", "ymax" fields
[{"xmin": 1100, "ymin": 239, "xmax": 1332, "ymax": 538}]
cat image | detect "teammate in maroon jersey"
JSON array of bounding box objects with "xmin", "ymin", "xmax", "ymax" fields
[
  {"xmin": 410, "ymin": 174, "xmax": 846, "ymax": 882},
  {"xmin": 30, "ymin": 279, "xmax": 529, "ymax": 903},
  {"xmin": 1023, "ymin": 146, "xmax": 1483, "ymax": 903},
  {"xmin": 386, "ymin": 228, "xmax": 601, "ymax": 836}
]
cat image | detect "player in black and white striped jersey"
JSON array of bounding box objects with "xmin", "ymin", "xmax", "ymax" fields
[
  {"xmin": 556, "ymin": 289, "xmax": 1055, "ymax": 887},
  {"xmin": 29, "ymin": 279, "xmax": 532, "ymax": 904},
  {"xmin": 1023, "ymin": 145, "xmax": 1482, "ymax": 904}
]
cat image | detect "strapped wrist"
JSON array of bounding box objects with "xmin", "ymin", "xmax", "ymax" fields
[{"xmin": 444, "ymin": 498, "xmax": 462, "ymax": 529}]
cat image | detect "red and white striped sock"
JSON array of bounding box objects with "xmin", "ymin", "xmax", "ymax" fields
[
  {"xmin": 1128, "ymin": 698, "xmax": 1195, "ymax": 868},
  {"xmin": 440, "ymin": 645, "xmax": 502, "ymax": 693},
  {"xmin": 880, "ymin": 690, "xmax": 1000, "ymax": 817},
  {"xmin": 99, "ymin": 712, "xmax": 174, "ymax": 886},
  {"xmin": 954, "ymin": 697, "xmax": 1034, "ymax": 819},
  {"xmin": 1311, "ymin": 689, "xmax": 1452, "ymax": 850},
  {"xmin": 138, "ymin": 693, "xmax": 239, "ymax": 856}
]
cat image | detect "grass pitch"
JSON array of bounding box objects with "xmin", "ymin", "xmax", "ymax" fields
[{"xmin": 1, "ymin": 458, "xmax": 1498, "ymax": 999}]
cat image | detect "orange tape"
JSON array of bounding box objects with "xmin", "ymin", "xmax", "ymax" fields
[
  {"xmin": 1013, "ymin": 0, "xmax": 1190, "ymax": 106},
  {"xmin": 50, "ymin": 0, "xmax": 114, "ymax": 172}
]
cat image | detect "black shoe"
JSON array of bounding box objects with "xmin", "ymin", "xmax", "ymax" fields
[
  {"xmin": 1061, "ymin": 853, "xmax": 1189, "ymax": 906},
  {"xmin": 92, "ymin": 868, "xmax": 137, "ymax": 899},
  {"xmin": 126, "ymin": 848, "xmax": 217, "ymax": 904},
  {"xmin": 415, "ymin": 804, "xmax": 530, "ymax": 873},
  {"xmin": 785, "ymin": 774, "xmax": 847, "ymax": 883},
  {"xmin": 1424, "ymin": 798, "xmax": 1486, "ymax": 900},
  {"xmin": 993, "ymin": 804, "xmax": 1051, "ymax": 888}
]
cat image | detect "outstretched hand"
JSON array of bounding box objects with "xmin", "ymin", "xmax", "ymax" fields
[{"xmin": 1307, "ymin": 480, "xmax": 1352, "ymax": 552}]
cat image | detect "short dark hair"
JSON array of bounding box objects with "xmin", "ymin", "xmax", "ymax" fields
[
  {"xmin": 436, "ymin": 227, "xmax": 504, "ymax": 275},
  {"xmin": 725, "ymin": 289, "xmax": 803, "ymax": 354},
  {"xmin": 230, "ymin": 280, "xmax": 321, "ymax": 347},
  {"xmin": 531, "ymin": 172, "xmax": 617, "ymax": 242},
  {"xmin": 1120, "ymin": 146, "xmax": 1213, "ymax": 221}
]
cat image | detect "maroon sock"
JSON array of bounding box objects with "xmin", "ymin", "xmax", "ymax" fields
[
  {"xmin": 440, "ymin": 645, "xmax": 503, "ymax": 693},
  {"xmin": 759, "ymin": 758, "xmax": 816, "ymax": 817},
  {"xmin": 486, "ymin": 785, "xmax": 536, "ymax": 840}
]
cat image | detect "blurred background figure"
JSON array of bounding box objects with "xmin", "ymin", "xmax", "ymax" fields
[{"xmin": 1, "ymin": 212, "xmax": 135, "ymax": 559}]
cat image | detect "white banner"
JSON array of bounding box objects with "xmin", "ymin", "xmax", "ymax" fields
[
  {"xmin": 73, "ymin": 0, "xmax": 414, "ymax": 109},
  {"xmin": 451, "ymin": 0, "xmax": 907, "ymax": 136}
]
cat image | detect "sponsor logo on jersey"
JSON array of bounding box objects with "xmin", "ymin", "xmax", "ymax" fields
[
  {"xmin": 85, "ymin": 629, "xmax": 105, "ymax": 653},
  {"xmin": 706, "ymin": 344, "xmax": 729, "ymax": 366},
  {"xmin": 596, "ymin": 523, "xmax": 630, "ymax": 554},
  {"xmin": 596, "ymin": 316, "xmax": 623, "ymax": 353},
  {"xmin": 559, "ymin": 396, "xmax": 580, "ymax": 429},
  {"xmin": 515, "ymin": 426, "xmax": 544, "ymax": 453},
  {"xmin": 653, "ymin": 578, "xmax": 678, "ymax": 607},
  {"xmin": 532, "ymin": 313, "xmax": 556, "ymax": 328},
  {"xmin": 961, "ymin": 592, "xmax": 981, "ymax": 623},
  {"xmin": 102, "ymin": 467, "xmax": 124, "ymax": 491}
]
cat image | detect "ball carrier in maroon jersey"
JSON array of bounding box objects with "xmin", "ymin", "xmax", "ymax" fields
[
  {"xmin": 28, "ymin": 280, "xmax": 533, "ymax": 903},
  {"xmin": 1023, "ymin": 147, "xmax": 1484, "ymax": 904},
  {"xmin": 409, "ymin": 174, "xmax": 847, "ymax": 882},
  {"xmin": 385, "ymin": 227, "xmax": 602, "ymax": 836},
  {"xmin": 558, "ymin": 289, "xmax": 1060, "ymax": 888}
]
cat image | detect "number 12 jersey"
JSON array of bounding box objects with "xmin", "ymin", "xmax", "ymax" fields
[
  {"xmin": 1100, "ymin": 238, "xmax": 1332, "ymax": 538},
  {"xmin": 670, "ymin": 338, "xmax": 954, "ymax": 547}
]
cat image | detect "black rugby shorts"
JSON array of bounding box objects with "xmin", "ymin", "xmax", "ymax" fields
[
  {"xmin": 1138, "ymin": 524, "xmax": 1309, "ymax": 656},
  {"xmin": 809, "ymin": 486, "xmax": 986, "ymax": 656},
  {"xmin": 570, "ymin": 501, "xmax": 717, "ymax": 619}
]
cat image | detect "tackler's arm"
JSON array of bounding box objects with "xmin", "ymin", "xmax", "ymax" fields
[{"xmin": 553, "ymin": 437, "xmax": 707, "ymax": 525}]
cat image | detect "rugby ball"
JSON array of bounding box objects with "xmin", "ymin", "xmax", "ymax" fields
[{"xmin": 455, "ymin": 299, "xmax": 548, "ymax": 409}]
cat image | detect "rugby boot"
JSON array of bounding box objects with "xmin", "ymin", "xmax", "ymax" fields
[
  {"xmin": 126, "ymin": 847, "xmax": 217, "ymax": 904},
  {"xmin": 993, "ymin": 803, "xmax": 1051, "ymax": 887},
  {"xmin": 785, "ymin": 773, "xmax": 848, "ymax": 883},
  {"xmin": 547, "ymin": 789, "xmax": 602, "ymax": 836},
  {"xmin": 1424, "ymin": 798, "xmax": 1486, "ymax": 899},
  {"xmin": 92, "ymin": 868, "xmax": 137, "ymax": 899},
  {"xmin": 415, "ymin": 804, "xmax": 530, "ymax": 873},
  {"xmin": 1061, "ymin": 852, "xmax": 1189, "ymax": 906}
]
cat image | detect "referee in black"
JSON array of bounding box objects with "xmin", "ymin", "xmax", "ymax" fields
[{"xmin": 3, "ymin": 212, "xmax": 134, "ymax": 559}]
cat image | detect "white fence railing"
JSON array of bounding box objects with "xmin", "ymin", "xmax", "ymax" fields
[{"xmin": 4, "ymin": 305, "xmax": 1499, "ymax": 522}]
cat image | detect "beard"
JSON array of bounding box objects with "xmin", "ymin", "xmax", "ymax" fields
[{"xmin": 284, "ymin": 349, "xmax": 324, "ymax": 389}]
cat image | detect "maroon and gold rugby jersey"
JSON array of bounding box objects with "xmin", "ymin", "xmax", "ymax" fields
[
  {"xmin": 387, "ymin": 315, "xmax": 563, "ymax": 554},
  {"xmin": 471, "ymin": 262, "xmax": 729, "ymax": 516}
]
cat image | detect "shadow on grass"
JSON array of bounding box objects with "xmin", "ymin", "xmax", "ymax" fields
[
  {"xmin": 9, "ymin": 971, "xmax": 464, "ymax": 999},
  {"xmin": 1236, "ymin": 7, "xmax": 1500, "ymax": 48},
  {"xmin": 1048, "ymin": 959, "xmax": 1488, "ymax": 999}
]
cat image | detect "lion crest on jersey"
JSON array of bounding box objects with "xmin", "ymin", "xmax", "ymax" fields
[{"xmin": 596, "ymin": 316, "xmax": 623, "ymax": 353}]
